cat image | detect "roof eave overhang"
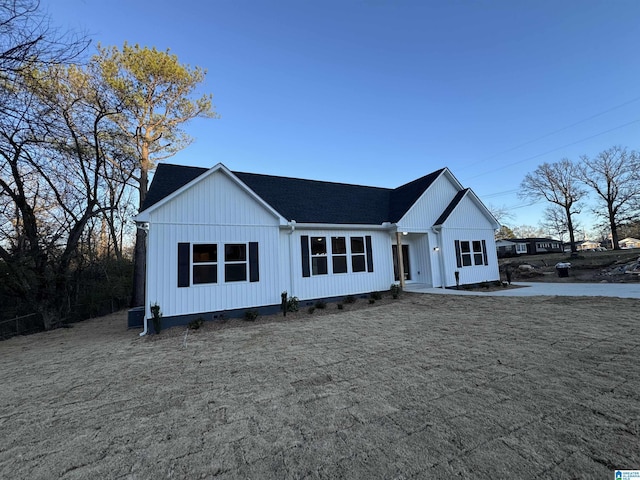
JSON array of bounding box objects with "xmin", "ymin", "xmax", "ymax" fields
[
  {"xmin": 134, "ymin": 163, "xmax": 287, "ymax": 224},
  {"xmin": 280, "ymin": 221, "xmax": 395, "ymax": 231}
]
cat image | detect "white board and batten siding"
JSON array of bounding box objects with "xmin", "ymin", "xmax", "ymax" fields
[
  {"xmin": 145, "ymin": 170, "xmax": 284, "ymax": 318},
  {"xmin": 285, "ymin": 229, "xmax": 395, "ymax": 301},
  {"xmin": 397, "ymin": 172, "xmax": 461, "ymax": 231},
  {"xmin": 436, "ymin": 194, "xmax": 500, "ymax": 287}
]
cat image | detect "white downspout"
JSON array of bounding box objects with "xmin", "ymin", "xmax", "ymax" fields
[
  {"xmin": 287, "ymin": 221, "xmax": 296, "ymax": 296},
  {"xmin": 137, "ymin": 222, "xmax": 150, "ymax": 337}
]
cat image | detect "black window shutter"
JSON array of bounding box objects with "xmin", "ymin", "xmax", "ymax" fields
[
  {"xmin": 365, "ymin": 235, "xmax": 374, "ymax": 272},
  {"xmin": 178, "ymin": 243, "xmax": 190, "ymax": 287},
  {"xmin": 454, "ymin": 240, "xmax": 462, "ymax": 268},
  {"xmin": 482, "ymin": 240, "xmax": 488, "ymax": 265},
  {"xmin": 249, "ymin": 242, "xmax": 259, "ymax": 282},
  {"xmin": 301, "ymin": 236, "xmax": 310, "ymax": 277}
]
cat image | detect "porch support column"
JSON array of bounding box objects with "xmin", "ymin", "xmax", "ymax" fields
[{"xmin": 396, "ymin": 231, "xmax": 405, "ymax": 289}]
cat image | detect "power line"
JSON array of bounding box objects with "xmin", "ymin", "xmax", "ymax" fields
[
  {"xmin": 464, "ymin": 118, "xmax": 640, "ymax": 181},
  {"xmin": 482, "ymin": 188, "xmax": 519, "ymax": 199},
  {"xmin": 463, "ymin": 95, "xmax": 640, "ymax": 168}
]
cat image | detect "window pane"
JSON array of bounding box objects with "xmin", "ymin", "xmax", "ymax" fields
[
  {"xmin": 193, "ymin": 244, "xmax": 217, "ymax": 263},
  {"xmin": 472, "ymin": 241, "xmax": 482, "ymax": 252},
  {"xmin": 352, "ymin": 255, "xmax": 366, "ymax": 272},
  {"xmin": 462, "ymin": 254, "xmax": 472, "ymax": 267},
  {"xmin": 312, "ymin": 256, "xmax": 328, "ymax": 275},
  {"xmin": 351, "ymin": 237, "xmax": 365, "ymax": 254},
  {"xmin": 333, "ymin": 256, "xmax": 347, "ymax": 274},
  {"xmin": 225, "ymin": 244, "xmax": 246, "ymax": 262},
  {"xmin": 311, "ymin": 237, "xmax": 326, "ymax": 255},
  {"xmin": 225, "ymin": 263, "xmax": 247, "ymax": 282},
  {"xmin": 474, "ymin": 253, "xmax": 484, "ymax": 265},
  {"xmin": 331, "ymin": 237, "xmax": 346, "ymax": 254},
  {"xmin": 461, "ymin": 241, "xmax": 471, "ymax": 253},
  {"xmin": 193, "ymin": 264, "xmax": 217, "ymax": 284}
]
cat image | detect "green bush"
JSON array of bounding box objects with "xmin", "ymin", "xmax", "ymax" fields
[
  {"xmin": 337, "ymin": 303, "xmax": 344, "ymax": 310},
  {"xmin": 188, "ymin": 317, "xmax": 204, "ymax": 330},
  {"xmin": 370, "ymin": 291, "xmax": 383, "ymax": 300},
  {"xmin": 344, "ymin": 295, "xmax": 356, "ymax": 304},
  {"xmin": 287, "ymin": 296, "xmax": 300, "ymax": 312},
  {"xmin": 308, "ymin": 306, "xmax": 316, "ymax": 314},
  {"xmin": 314, "ymin": 300, "xmax": 327, "ymax": 309},
  {"xmin": 390, "ymin": 283, "xmax": 401, "ymax": 299},
  {"xmin": 244, "ymin": 310, "xmax": 259, "ymax": 321},
  {"xmin": 368, "ymin": 298, "xmax": 376, "ymax": 304}
]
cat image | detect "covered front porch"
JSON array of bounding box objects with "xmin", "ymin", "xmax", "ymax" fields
[{"xmin": 391, "ymin": 230, "xmax": 442, "ymax": 289}]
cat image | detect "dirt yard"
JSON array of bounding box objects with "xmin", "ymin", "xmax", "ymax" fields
[
  {"xmin": 1, "ymin": 293, "xmax": 638, "ymax": 479},
  {"xmin": 501, "ymin": 249, "xmax": 640, "ymax": 284}
]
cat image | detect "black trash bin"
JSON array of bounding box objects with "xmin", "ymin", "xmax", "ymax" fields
[{"xmin": 555, "ymin": 262, "xmax": 571, "ymax": 278}]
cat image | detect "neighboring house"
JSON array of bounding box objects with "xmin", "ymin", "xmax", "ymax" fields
[
  {"xmin": 577, "ymin": 240, "xmax": 601, "ymax": 251},
  {"xmin": 510, "ymin": 238, "xmax": 563, "ymax": 255},
  {"xmin": 134, "ymin": 163, "xmax": 500, "ymax": 332},
  {"xmin": 619, "ymin": 237, "xmax": 640, "ymax": 249},
  {"xmin": 495, "ymin": 239, "xmax": 517, "ymax": 258}
]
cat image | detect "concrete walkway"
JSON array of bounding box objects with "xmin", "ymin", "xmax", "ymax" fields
[{"xmin": 405, "ymin": 281, "xmax": 640, "ymax": 299}]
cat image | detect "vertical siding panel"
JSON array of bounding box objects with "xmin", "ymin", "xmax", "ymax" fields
[{"xmin": 398, "ymin": 175, "xmax": 460, "ymax": 229}]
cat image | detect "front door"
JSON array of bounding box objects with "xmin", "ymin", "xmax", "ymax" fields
[{"xmin": 392, "ymin": 244, "xmax": 411, "ymax": 281}]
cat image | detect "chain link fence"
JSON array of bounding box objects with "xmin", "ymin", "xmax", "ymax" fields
[{"xmin": 0, "ymin": 297, "xmax": 129, "ymax": 340}]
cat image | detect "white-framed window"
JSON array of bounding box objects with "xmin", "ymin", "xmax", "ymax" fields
[
  {"xmin": 301, "ymin": 235, "xmax": 373, "ymax": 277},
  {"xmin": 455, "ymin": 240, "xmax": 487, "ymax": 267},
  {"xmin": 351, "ymin": 236, "xmax": 367, "ymax": 272},
  {"xmin": 311, "ymin": 237, "xmax": 328, "ymax": 275},
  {"xmin": 515, "ymin": 243, "xmax": 527, "ymax": 254},
  {"xmin": 331, "ymin": 237, "xmax": 348, "ymax": 274},
  {"xmin": 193, "ymin": 244, "xmax": 218, "ymax": 284},
  {"xmin": 472, "ymin": 241, "xmax": 484, "ymax": 265},
  {"xmin": 177, "ymin": 242, "xmax": 259, "ymax": 287},
  {"xmin": 224, "ymin": 243, "xmax": 247, "ymax": 282}
]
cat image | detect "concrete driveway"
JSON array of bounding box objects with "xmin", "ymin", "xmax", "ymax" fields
[{"xmin": 406, "ymin": 281, "xmax": 640, "ymax": 299}]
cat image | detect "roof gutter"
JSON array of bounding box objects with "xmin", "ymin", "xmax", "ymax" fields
[{"xmin": 279, "ymin": 222, "xmax": 396, "ymax": 231}]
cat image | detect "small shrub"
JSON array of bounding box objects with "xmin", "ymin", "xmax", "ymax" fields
[
  {"xmin": 314, "ymin": 300, "xmax": 327, "ymax": 309},
  {"xmin": 390, "ymin": 283, "xmax": 401, "ymax": 299},
  {"xmin": 344, "ymin": 295, "xmax": 356, "ymax": 304},
  {"xmin": 244, "ymin": 309, "xmax": 259, "ymax": 321},
  {"xmin": 370, "ymin": 291, "xmax": 383, "ymax": 300},
  {"xmin": 287, "ymin": 296, "xmax": 300, "ymax": 312},
  {"xmin": 337, "ymin": 303, "xmax": 344, "ymax": 310},
  {"xmin": 308, "ymin": 306, "xmax": 316, "ymax": 314},
  {"xmin": 368, "ymin": 298, "xmax": 375, "ymax": 304},
  {"xmin": 188, "ymin": 317, "xmax": 204, "ymax": 330}
]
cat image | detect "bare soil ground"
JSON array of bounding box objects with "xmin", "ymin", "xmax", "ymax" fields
[
  {"xmin": 1, "ymin": 293, "xmax": 638, "ymax": 479},
  {"xmin": 501, "ymin": 248, "xmax": 640, "ymax": 284}
]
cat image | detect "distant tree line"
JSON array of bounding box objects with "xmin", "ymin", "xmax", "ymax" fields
[
  {"xmin": 0, "ymin": 0, "xmax": 216, "ymax": 331},
  {"xmin": 497, "ymin": 146, "xmax": 639, "ymax": 252}
]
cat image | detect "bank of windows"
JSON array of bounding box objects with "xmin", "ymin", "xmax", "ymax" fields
[
  {"xmin": 302, "ymin": 235, "xmax": 373, "ymax": 277},
  {"xmin": 177, "ymin": 242, "xmax": 259, "ymax": 287},
  {"xmin": 455, "ymin": 240, "xmax": 488, "ymax": 267}
]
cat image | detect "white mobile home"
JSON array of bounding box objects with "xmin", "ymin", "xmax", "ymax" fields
[{"xmin": 134, "ymin": 163, "xmax": 500, "ymax": 332}]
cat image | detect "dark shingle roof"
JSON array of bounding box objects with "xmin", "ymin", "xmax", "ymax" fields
[
  {"xmin": 433, "ymin": 189, "xmax": 469, "ymax": 226},
  {"xmin": 141, "ymin": 163, "xmax": 447, "ymax": 224}
]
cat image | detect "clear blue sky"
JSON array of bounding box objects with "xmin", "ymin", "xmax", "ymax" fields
[{"xmin": 44, "ymin": 0, "xmax": 640, "ymax": 234}]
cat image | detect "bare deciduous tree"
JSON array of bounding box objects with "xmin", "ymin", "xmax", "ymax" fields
[
  {"xmin": 519, "ymin": 159, "xmax": 586, "ymax": 252},
  {"xmin": 578, "ymin": 146, "xmax": 640, "ymax": 250}
]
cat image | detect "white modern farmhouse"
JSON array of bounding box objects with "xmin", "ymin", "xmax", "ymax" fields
[{"xmin": 134, "ymin": 163, "xmax": 499, "ymax": 332}]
